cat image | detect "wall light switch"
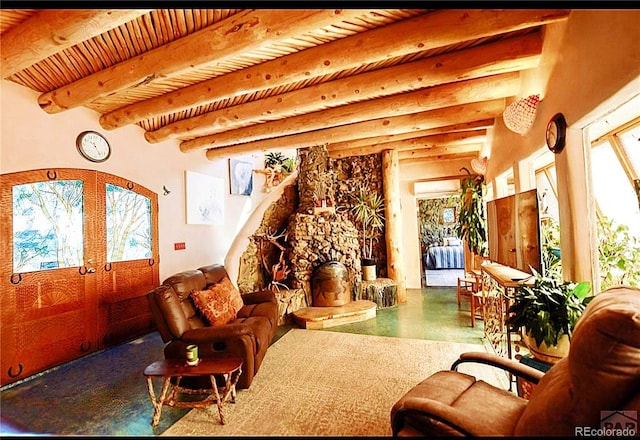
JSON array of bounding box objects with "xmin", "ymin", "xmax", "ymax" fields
[{"xmin": 174, "ymin": 242, "xmax": 186, "ymax": 250}]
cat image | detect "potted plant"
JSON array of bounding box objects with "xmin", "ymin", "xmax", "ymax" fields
[
  {"xmin": 258, "ymin": 152, "xmax": 296, "ymax": 192},
  {"xmin": 351, "ymin": 184, "xmax": 385, "ymax": 281},
  {"xmin": 265, "ymin": 151, "xmax": 295, "ymax": 173},
  {"xmin": 505, "ymin": 267, "xmax": 594, "ymax": 363},
  {"xmin": 454, "ymin": 168, "xmax": 487, "ymax": 264}
]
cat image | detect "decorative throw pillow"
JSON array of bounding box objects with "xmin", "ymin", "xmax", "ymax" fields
[{"xmin": 190, "ymin": 278, "xmax": 244, "ymax": 326}]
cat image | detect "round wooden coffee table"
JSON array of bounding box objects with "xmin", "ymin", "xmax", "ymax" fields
[{"xmin": 143, "ymin": 357, "xmax": 242, "ymax": 427}]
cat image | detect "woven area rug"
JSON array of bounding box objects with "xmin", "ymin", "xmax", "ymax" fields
[{"xmin": 163, "ymin": 329, "xmax": 506, "ymax": 437}]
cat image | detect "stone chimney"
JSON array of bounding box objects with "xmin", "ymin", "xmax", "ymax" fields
[{"xmin": 286, "ymin": 145, "xmax": 361, "ymax": 306}]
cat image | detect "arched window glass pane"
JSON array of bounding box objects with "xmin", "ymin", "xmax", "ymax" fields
[
  {"xmin": 619, "ymin": 125, "xmax": 640, "ymax": 175},
  {"xmin": 13, "ymin": 180, "xmax": 84, "ymax": 273},
  {"xmin": 535, "ymin": 169, "xmax": 559, "ymax": 222},
  {"xmin": 536, "ymin": 166, "xmax": 562, "ymax": 277},
  {"xmin": 547, "ymin": 166, "xmax": 557, "ymax": 189},
  {"xmin": 591, "ymin": 142, "xmax": 640, "ymax": 237},
  {"xmin": 106, "ymin": 183, "xmax": 152, "ymax": 262}
]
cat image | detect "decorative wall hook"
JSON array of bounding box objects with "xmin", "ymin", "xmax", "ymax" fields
[{"xmin": 163, "ymin": 185, "xmax": 171, "ymax": 196}]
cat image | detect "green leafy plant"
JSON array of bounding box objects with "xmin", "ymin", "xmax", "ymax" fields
[
  {"xmin": 540, "ymin": 216, "xmax": 562, "ymax": 279},
  {"xmin": 537, "ymin": 213, "xmax": 640, "ymax": 290},
  {"xmin": 264, "ymin": 152, "xmax": 295, "ymax": 172},
  {"xmin": 597, "ymin": 214, "xmax": 640, "ymax": 289},
  {"xmin": 351, "ymin": 184, "xmax": 385, "ymax": 260},
  {"xmin": 454, "ymin": 168, "xmax": 487, "ymax": 256},
  {"xmin": 506, "ymin": 267, "xmax": 593, "ymax": 347}
]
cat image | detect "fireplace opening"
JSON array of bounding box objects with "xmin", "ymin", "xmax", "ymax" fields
[{"xmin": 311, "ymin": 261, "xmax": 351, "ymax": 307}]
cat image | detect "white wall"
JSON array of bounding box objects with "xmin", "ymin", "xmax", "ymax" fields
[
  {"xmin": 488, "ymin": 9, "xmax": 640, "ymax": 181},
  {"xmin": 0, "ymin": 81, "xmax": 290, "ymax": 281}
]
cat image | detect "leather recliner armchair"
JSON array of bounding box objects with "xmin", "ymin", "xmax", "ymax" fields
[
  {"xmin": 147, "ymin": 264, "xmax": 279, "ymax": 389},
  {"xmin": 391, "ymin": 286, "xmax": 640, "ymax": 436}
]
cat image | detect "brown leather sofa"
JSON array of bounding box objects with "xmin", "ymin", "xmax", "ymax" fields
[
  {"xmin": 147, "ymin": 264, "xmax": 279, "ymax": 389},
  {"xmin": 391, "ymin": 285, "xmax": 640, "ymax": 436}
]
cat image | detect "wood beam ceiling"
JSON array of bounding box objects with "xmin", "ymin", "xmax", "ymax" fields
[{"xmin": 0, "ymin": 9, "xmax": 572, "ymax": 164}]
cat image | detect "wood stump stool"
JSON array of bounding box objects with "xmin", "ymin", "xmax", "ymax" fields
[{"xmin": 355, "ymin": 278, "xmax": 398, "ymax": 309}]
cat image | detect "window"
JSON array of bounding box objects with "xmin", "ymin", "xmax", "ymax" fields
[
  {"xmin": 531, "ymin": 97, "xmax": 640, "ymax": 289},
  {"xmin": 12, "ymin": 180, "xmax": 84, "ymax": 273},
  {"xmin": 105, "ymin": 183, "xmax": 152, "ymax": 262},
  {"xmin": 589, "ymin": 113, "xmax": 640, "ymax": 289}
]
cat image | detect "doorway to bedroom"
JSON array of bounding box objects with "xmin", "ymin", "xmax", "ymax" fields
[{"xmin": 417, "ymin": 195, "xmax": 465, "ymax": 287}]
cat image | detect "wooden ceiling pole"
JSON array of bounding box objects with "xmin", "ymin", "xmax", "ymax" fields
[
  {"xmin": 399, "ymin": 152, "xmax": 479, "ymax": 163},
  {"xmin": 182, "ymin": 72, "xmax": 519, "ymax": 152},
  {"xmin": 100, "ymin": 9, "xmax": 561, "ymax": 131},
  {"xmin": 327, "ymin": 120, "xmax": 494, "ymax": 157},
  {"xmin": 36, "ymin": 9, "xmax": 361, "ymax": 113},
  {"xmin": 146, "ymin": 33, "xmax": 540, "ymax": 143},
  {"xmin": 382, "ymin": 149, "xmax": 407, "ymax": 303},
  {"xmin": 328, "ymin": 141, "xmax": 484, "ymax": 160},
  {"xmin": 1, "ymin": 9, "xmax": 150, "ymax": 78},
  {"xmin": 333, "ymin": 134, "xmax": 485, "ymax": 159},
  {"xmin": 398, "ymin": 143, "xmax": 484, "ymax": 160},
  {"xmin": 204, "ymin": 99, "xmax": 505, "ymax": 160},
  {"xmin": 395, "ymin": 130, "xmax": 488, "ymax": 150},
  {"xmin": 330, "ymin": 131, "xmax": 487, "ymax": 159}
]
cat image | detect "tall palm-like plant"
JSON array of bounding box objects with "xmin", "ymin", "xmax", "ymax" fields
[
  {"xmin": 455, "ymin": 168, "xmax": 487, "ymax": 256},
  {"xmin": 351, "ymin": 185, "xmax": 385, "ymax": 260}
]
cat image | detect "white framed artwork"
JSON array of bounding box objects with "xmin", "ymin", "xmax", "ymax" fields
[{"xmin": 185, "ymin": 170, "xmax": 224, "ymax": 225}]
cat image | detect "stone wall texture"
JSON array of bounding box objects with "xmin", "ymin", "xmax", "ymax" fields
[
  {"xmin": 286, "ymin": 211, "xmax": 361, "ymax": 306},
  {"xmin": 237, "ymin": 144, "xmax": 387, "ymax": 323}
]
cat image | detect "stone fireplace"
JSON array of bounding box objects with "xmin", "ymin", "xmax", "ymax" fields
[
  {"xmin": 286, "ymin": 145, "xmax": 361, "ymax": 307},
  {"xmin": 288, "ymin": 145, "xmax": 377, "ymax": 328},
  {"xmin": 236, "ymin": 144, "xmax": 382, "ymax": 326},
  {"xmin": 287, "ymin": 211, "xmax": 360, "ymax": 306}
]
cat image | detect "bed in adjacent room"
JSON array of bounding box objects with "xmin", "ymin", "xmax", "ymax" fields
[{"xmin": 424, "ymin": 238, "xmax": 465, "ymax": 269}]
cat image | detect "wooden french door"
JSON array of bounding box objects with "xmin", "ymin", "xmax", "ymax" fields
[{"xmin": 0, "ymin": 169, "xmax": 159, "ymax": 386}]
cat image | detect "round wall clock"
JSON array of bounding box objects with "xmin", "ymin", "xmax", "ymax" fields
[
  {"xmin": 76, "ymin": 130, "xmax": 111, "ymax": 162},
  {"xmin": 546, "ymin": 113, "xmax": 567, "ymax": 154}
]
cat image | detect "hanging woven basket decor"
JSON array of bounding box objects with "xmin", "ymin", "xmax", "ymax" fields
[
  {"xmin": 471, "ymin": 156, "xmax": 488, "ymax": 175},
  {"xmin": 503, "ymin": 94, "xmax": 540, "ymax": 135}
]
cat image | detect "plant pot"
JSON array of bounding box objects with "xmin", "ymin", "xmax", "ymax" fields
[
  {"xmin": 362, "ymin": 259, "xmax": 377, "ymax": 281},
  {"xmin": 522, "ymin": 331, "xmax": 570, "ymax": 364}
]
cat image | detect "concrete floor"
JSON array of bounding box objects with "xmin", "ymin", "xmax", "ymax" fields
[
  {"xmin": 1, "ymin": 285, "xmax": 485, "ymax": 436},
  {"xmin": 277, "ymin": 286, "xmax": 485, "ymax": 346}
]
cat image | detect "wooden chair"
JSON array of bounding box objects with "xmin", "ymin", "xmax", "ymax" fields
[{"xmin": 457, "ymin": 276, "xmax": 482, "ymax": 327}]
